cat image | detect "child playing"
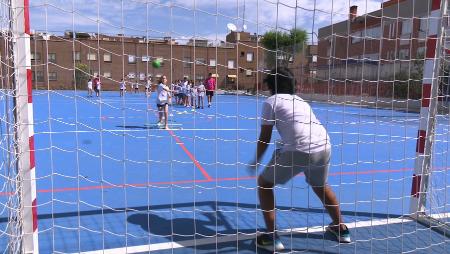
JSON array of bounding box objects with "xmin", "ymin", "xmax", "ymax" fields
[
  {"xmin": 119, "ymin": 79, "xmax": 126, "ymax": 97},
  {"xmin": 87, "ymin": 78, "xmax": 93, "ymax": 97},
  {"xmin": 156, "ymin": 75, "xmax": 172, "ymax": 129},
  {"xmin": 197, "ymin": 81, "xmax": 205, "ymax": 109},
  {"xmin": 249, "ymin": 67, "xmax": 351, "ymax": 252},
  {"xmin": 190, "ymin": 80, "xmax": 197, "ymax": 109}
]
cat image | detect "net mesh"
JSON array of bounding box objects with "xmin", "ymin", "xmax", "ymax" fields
[{"xmin": 0, "ymin": 0, "xmax": 449, "ymax": 253}]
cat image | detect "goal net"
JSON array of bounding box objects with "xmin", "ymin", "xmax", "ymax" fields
[{"xmin": 1, "ymin": 0, "xmax": 449, "ymax": 253}]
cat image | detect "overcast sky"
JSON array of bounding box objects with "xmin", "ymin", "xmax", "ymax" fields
[{"xmin": 30, "ymin": 0, "xmax": 383, "ymax": 44}]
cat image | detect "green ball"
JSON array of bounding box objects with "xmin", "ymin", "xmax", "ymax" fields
[{"xmin": 152, "ymin": 59, "xmax": 161, "ymax": 68}]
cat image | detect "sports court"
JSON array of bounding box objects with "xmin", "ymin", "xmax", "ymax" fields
[
  {"xmin": 1, "ymin": 90, "xmax": 449, "ymax": 253},
  {"xmin": 1, "ymin": 0, "xmax": 450, "ymax": 253}
]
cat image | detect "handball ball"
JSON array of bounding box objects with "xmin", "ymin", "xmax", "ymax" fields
[{"xmin": 152, "ymin": 58, "xmax": 162, "ymax": 68}]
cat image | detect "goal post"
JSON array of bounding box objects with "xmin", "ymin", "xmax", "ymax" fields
[
  {"xmin": 10, "ymin": 0, "xmax": 38, "ymax": 253},
  {"xmin": 409, "ymin": 0, "xmax": 450, "ymax": 235}
]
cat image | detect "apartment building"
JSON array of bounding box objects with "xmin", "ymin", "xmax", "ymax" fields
[
  {"xmin": 316, "ymin": 0, "xmax": 434, "ymax": 97},
  {"xmin": 28, "ymin": 31, "xmax": 267, "ymax": 91}
]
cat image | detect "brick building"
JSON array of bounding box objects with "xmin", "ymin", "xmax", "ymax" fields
[
  {"xmin": 315, "ymin": 0, "xmax": 435, "ymax": 98},
  {"xmin": 27, "ymin": 31, "xmax": 272, "ymax": 91}
]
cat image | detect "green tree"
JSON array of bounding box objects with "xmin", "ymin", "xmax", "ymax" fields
[
  {"xmin": 260, "ymin": 28, "xmax": 308, "ymax": 68},
  {"xmin": 75, "ymin": 63, "xmax": 89, "ymax": 89}
]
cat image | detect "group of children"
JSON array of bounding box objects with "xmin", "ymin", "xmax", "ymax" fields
[
  {"xmin": 171, "ymin": 77, "xmax": 206, "ymax": 109},
  {"xmin": 118, "ymin": 79, "xmax": 152, "ymax": 97},
  {"xmin": 87, "ymin": 75, "xmax": 101, "ymax": 97},
  {"xmin": 155, "ymin": 73, "xmax": 216, "ymax": 129}
]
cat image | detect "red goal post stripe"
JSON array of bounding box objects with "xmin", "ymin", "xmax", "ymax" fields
[
  {"xmin": 410, "ymin": 0, "xmax": 444, "ymax": 199},
  {"xmin": 23, "ymin": 0, "xmax": 38, "ymax": 249}
]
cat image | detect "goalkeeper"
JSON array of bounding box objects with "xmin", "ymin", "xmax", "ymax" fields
[{"xmin": 249, "ymin": 67, "xmax": 351, "ymax": 252}]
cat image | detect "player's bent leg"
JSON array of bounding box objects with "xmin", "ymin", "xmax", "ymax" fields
[{"xmin": 256, "ymin": 176, "xmax": 284, "ymax": 252}]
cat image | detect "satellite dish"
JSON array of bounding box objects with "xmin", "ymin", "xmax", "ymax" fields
[
  {"xmin": 227, "ymin": 23, "xmax": 237, "ymax": 32},
  {"xmin": 243, "ymin": 24, "xmax": 248, "ymax": 30}
]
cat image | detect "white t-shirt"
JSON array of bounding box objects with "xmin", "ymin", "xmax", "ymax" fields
[
  {"xmin": 191, "ymin": 85, "xmax": 197, "ymax": 96},
  {"xmin": 156, "ymin": 83, "xmax": 169, "ymax": 104},
  {"xmin": 87, "ymin": 81, "xmax": 93, "ymax": 89},
  {"xmin": 261, "ymin": 94, "xmax": 330, "ymax": 153},
  {"xmin": 186, "ymin": 84, "xmax": 191, "ymax": 96},
  {"xmin": 197, "ymin": 84, "xmax": 205, "ymax": 96}
]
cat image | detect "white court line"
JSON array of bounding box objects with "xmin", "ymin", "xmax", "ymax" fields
[
  {"xmin": 36, "ymin": 128, "xmax": 252, "ymax": 135},
  {"xmin": 77, "ymin": 215, "xmax": 433, "ymax": 254}
]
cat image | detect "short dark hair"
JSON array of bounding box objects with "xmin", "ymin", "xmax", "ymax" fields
[{"xmin": 264, "ymin": 67, "xmax": 295, "ymax": 95}]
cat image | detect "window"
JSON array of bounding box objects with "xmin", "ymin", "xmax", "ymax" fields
[
  {"xmin": 416, "ymin": 47, "xmax": 425, "ymax": 58},
  {"xmin": 312, "ymin": 55, "xmax": 317, "ymax": 63},
  {"xmin": 128, "ymin": 72, "xmax": 135, "ymax": 79},
  {"xmin": 246, "ymin": 52, "xmax": 254, "ymax": 62},
  {"xmin": 87, "ymin": 53, "xmax": 97, "ymax": 61},
  {"xmin": 103, "ymin": 53, "xmax": 112, "ymax": 62},
  {"xmin": 419, "ymin": 18, "xmax": 428, "ymax": 39},
  {"xmin": 209, "ymin": 59, "xmax": 216, "ymax": 66},
  {"xmin": 90, "ymin": 70, "xmax": 99, "ymax": 77},
  {"xmin": 398, "ymin": 48, "xmax": 410, "ymax": 60},
  {"xmin": 384, "ymin": 21, "xmax": 396, "ymax": 39},
  {"xmin": 326, "ymin": 47, "xmax": 332, "ymax": 57},
  {"xmin": 351, "ymin": 31, "xmax": 362, "ymax": 44},
  {"xmin": 128, "ymin": 55, "xmax": 136, "ymax": 64},
  {"xmin": 103, "ymin": 72, "xmax": 111, "ymax": 78},
  {"xmin": 34, "ymin": 71, "xmax": 44, "ymax": 82},
  {"xmin": 183, "ymin": 57, "xmax": 191, "ymax": 68},
  {"xmin": 366, "ymin": 26, "xmax": 381, "ymax": 38},
  {"xmin": 196, "ymin": 75, "xmax": 204, "ymax": 82},
  {"xmin": 387, "ymin": 50, "xmax": 395, "ymax": 60},
  {"xmin": 139, "ymin": 73, "xmax": 146, "ymax": 81},
  {"xmin": 195, "ymin": 58, "xmax": 206, "ymax": 65},
  {"xmin": 240, "ymin": 51, "xmax": 245, "ymax": 57},
  {"xmin": 227, "ymin": 60, "xmax": 235, "ymax": 69},
  {"xmin": 365, "ymin": 53, "xmax": 379, "ymax": 61},
  {"xmin": 31, "ymin": 52, "xmax": 41, "ymax": 61},
  {"xmin": 400, "ymin": 34, "xmax": 411, "ymax": 45},
  {"xmin": 48, "ymin": 72, "xmax": 57, "ymax": 81},
  {"xmin": 48, "ymin": 53, "xmax": 56, "ymax": 63},
  {"xmin": 74, "ymin": 52, "xmax": 80, "ymax": 61},
  {"xmin": 142, "ymin": 56, "xmax": 150, "ymax": 62},
  {"xmin": 401, "ymin": 19, "xmax": 412, "ymax": 35},
  {"xmin": 246, "ymin": 69, "xmax": 253, "ymax": 76}
]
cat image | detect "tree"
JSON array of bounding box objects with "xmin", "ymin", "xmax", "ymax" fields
[
  {"xmin": 260, "ymin": 28, "xmax": 308, "ymax": 68},
  {"xmin": 75, "ymin": 63, "xmax": 89, "ymax": 89}
]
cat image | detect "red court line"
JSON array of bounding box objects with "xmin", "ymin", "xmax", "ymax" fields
[
  {"xmin": 167, "ymin": 129, "xmax": 212, "ymax": 181},
  {"xmin": 1, "ymin": 167, "xmax": 449, "ymax": 197}
]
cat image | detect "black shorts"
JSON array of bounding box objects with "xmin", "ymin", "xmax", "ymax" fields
[
  {"xmin": 206, "ymin": 90, "xmax": 214, "ymax": 96},
  {"xmin": 157, "ymin": 103, "xmax": 168, "ymax": 108}
]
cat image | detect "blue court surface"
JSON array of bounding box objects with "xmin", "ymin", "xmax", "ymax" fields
[{"xmin": 1, "ymin": 90, "xmax": 450, "ymax": 253}]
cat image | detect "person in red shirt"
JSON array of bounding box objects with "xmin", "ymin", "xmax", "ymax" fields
[
  {"xmin": 204, "ymin": 73, "xmax": 216, "ymax": 108},
  {"xmin": 93, "ymin": 75, "xmax": 100, "ymax": 97}
]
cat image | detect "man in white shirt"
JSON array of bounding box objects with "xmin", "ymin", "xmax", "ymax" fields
[{"xmin": 249, "ymin": 67, "xmax": 351, "ymax": 252}]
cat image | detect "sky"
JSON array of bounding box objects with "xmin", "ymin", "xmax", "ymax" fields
[{"xmin": 29, "ymin": 0, "xmax": 383, "ymax": 44}]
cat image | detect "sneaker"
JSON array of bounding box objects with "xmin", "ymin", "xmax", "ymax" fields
[
  {"xmin": 256, "ymin": 233, "xmax": 285, "ymax": 252},
  {"xmin": 326, "ymin": 224, "xmax": 351, "ymax": 243}
]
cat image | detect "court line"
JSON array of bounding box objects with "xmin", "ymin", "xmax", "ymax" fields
[
  {"xmin": 77, "ymin": 215, "xmax": 436, "ymax": 254},
  {"xmin": 35, "ymin": 128, "xmax": 252, "ymax": 134},
  {"xmin": 167, "ymin": 129, "xmax": 213, "ymax": 181},
  {"xmin": 0, "ymin": 167, "xmax": 422, "ymax": 196}
]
